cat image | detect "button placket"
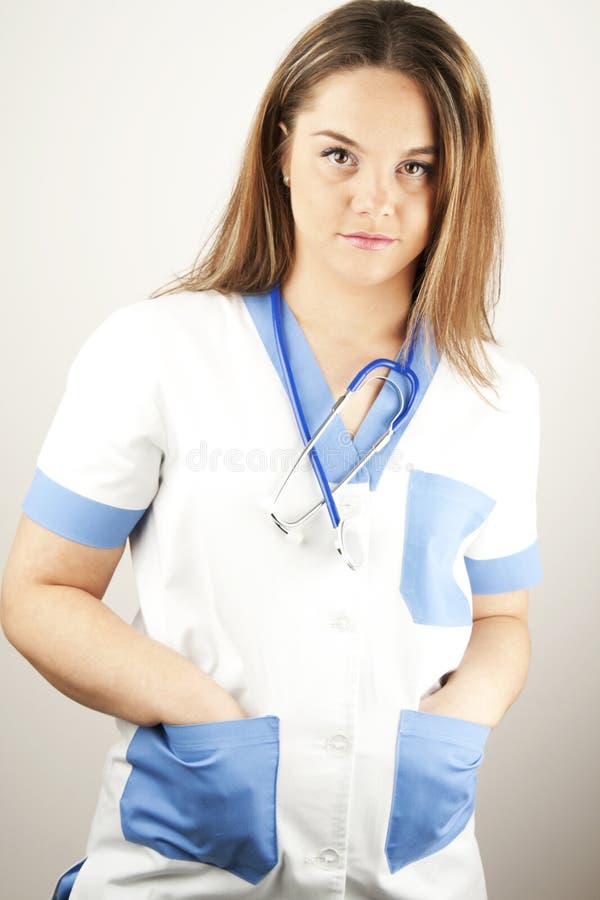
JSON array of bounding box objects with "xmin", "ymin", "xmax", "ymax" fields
[{"xmin": 312, "ymin": 548, "xmax": 365, "ymax": 885}]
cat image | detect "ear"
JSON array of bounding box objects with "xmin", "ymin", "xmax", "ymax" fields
[{"xmin": 277, "ymin": 120, "xmax": 291, "ymax": 175}]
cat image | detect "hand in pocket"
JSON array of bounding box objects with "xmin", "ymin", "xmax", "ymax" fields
[
  {"xmin": 385, "ymin": 709, "xmax": 491, "ymax": 873},
  {"xmin": 119, "ymin": 715, "xmax": 280, "ymax": 885}
]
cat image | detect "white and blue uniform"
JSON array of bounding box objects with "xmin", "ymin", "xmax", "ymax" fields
[{"xmin": 22, "ymin": 287, "xmax": 543, "ymax": 900}]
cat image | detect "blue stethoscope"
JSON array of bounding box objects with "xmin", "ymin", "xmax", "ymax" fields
[{"xmin": 268, "ymin": 281, "xmax": 420, "ymax": 570}]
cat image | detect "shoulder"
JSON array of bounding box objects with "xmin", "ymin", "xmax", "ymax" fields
[
  {"xmin": 103, "ymin": 288, "xmax": 238, "ymax": 331},
  {"xmin": 481, "ymin": 342, "xmax": 540, "ymax": 417},
  {"xmin": 113, "ymin": 289, "xmax": 246, "ymax": 347},
  {"xmin": 79, "ymin": 289, "xmax": 242, "ymax": 363},
  {"xmin": 483, "ymin": 341, "xmax": 539, "ymax": 392}
]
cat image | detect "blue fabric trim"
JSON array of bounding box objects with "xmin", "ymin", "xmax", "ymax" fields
[
  {"xmin": 242, "ymin": 290, "xmax": 441, "ymax": 490},
  {"xmin": 400, "ymin": 708, "xmax": 491, "ymax": 750},
  {"xmin": 385, "ymin": 709, "xmax": 490, "ymax": 872},
  {"xmin": 120, "ymin": 715, "xmax": 280, "ymax": 885},
  {"xmin": 22, "ymin": 467, "xmax": 147, "ymax": 548},
  {"xmin": 50, "ymin": 856, "xmax": 87, "ymax": 900},
  {"xmin": 465, "ymin": 540, "xmax": 543, "ymax": 594},
  {"xmin": 162, "ymin": 714, "xmax": 279, "ymax": 752}
]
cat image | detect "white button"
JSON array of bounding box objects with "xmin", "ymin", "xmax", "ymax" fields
[
  {"xmin": 316, "ymin": 848, "xmax": 340, "ymax": 868},
  {"xmin": 339, "ymin": 494, "xmax": 362, "ymax": 517},
  {"xmin": 330, "ymin": 614, "xmax": 354, "ymax": 632},
  {"xmin": 326, "ymin": 733, "xmax": 350, "ymax": 753}
]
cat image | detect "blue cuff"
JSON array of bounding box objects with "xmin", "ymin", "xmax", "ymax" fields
[
  {"xmin": 22, "ymin": 467, "xmax": 147, "ymax": 548},
  {"xmin": 465, "ymin": 540, "xmax": 543, "ymax": 594}
]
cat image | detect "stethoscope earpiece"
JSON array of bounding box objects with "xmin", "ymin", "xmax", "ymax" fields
[{"xmin": 269, "ymin": 511, "xmax": 305, "ymax": 544}]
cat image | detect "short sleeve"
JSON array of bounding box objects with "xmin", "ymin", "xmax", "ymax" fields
[
  {"xmin": 464, "ymin": 369, "xmax": 543, "ymax": 594},
  {"xmin": 21, "ymin": 304, "xmax": 166, "ymax": 548}
]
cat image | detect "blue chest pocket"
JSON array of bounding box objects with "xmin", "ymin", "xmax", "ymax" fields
[
  {"xmin": 400, "ymin": 469, "xmax": 495, "ymax": 626},
  {"xmin": 119, "ymin": 715, "xmax": 280, "ymax": 885}
]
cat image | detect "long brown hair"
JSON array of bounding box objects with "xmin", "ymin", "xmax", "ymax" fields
[{"xmin": 150, "ymin": 0, "xmax": 504, "ymax": 403}]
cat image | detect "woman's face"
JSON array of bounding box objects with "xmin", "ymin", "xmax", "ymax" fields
[{"xmin": 279, "ymin": 67, "xmax": 439, "ymax": 290}]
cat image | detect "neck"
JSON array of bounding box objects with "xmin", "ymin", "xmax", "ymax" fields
[{"xmin": 279, "ymin": 257, "xmax": 417, "ymax": 347}]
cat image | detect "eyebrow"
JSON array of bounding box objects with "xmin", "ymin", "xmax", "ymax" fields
[{"xmin": 309, "ymin": 129, "xmax": 438, "ymax": 156}]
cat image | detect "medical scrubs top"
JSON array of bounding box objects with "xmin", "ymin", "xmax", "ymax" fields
[{"xmin": 22, "ymin": 287, "xmax": 543, "ymax": 900}]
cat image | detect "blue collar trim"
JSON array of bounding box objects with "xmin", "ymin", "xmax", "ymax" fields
[{"xmin": 242, "ymin": 288, "xmax": 440, "ymax": 490}]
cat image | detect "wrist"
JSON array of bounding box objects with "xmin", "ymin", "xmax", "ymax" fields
[{"xmin": 156, "ymin": 674, "xmax": 248, "ymax": 726}]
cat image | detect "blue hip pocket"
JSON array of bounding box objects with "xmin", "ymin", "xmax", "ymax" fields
[
  {"xmin": 385, "ymin": 709, "xmax": 491, "ymax": 872},
  {"xmin": 400, "ymin": 469, "xmax": 495, "ymax": 626},
  {"xmin": 119, "ymin": 715, "xmax": 280, "ymax": 885}
]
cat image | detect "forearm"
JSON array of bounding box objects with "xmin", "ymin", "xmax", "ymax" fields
[
  {"xmin": 2, "ymin": 583, "xmax": 246, "ymax": 727},
  {"xmin": 418, "ymin": 616, "xmax": 531, "ymax": 728}
]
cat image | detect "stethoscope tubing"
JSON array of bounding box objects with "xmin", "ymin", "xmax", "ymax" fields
[{"xmin": 269, "ymin": 281, "xmax": 420, "ymax": 533}]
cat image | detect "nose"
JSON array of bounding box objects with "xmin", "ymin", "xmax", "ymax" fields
[{"xmin": 350, "ymin": 168, "xmax": 396, "ymax": 218}]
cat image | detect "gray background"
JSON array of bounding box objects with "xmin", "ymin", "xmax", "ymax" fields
[{"xmin": 1, "ymin": 1, "xmax": 598, "ymax": 897}]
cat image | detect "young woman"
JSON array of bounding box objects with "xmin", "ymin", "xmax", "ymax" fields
[{"xmin": 1, "ymin": 1, "xmax": 542, "ymax": 898}]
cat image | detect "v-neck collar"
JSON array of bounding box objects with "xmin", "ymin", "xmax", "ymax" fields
[{"xmin": 241, "ymin": 287, "xmax": 441, "ymax": 490}]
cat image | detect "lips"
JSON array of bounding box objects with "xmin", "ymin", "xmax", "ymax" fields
[{"xmin": 340, "ymin": 233, "xmax": 395, "ymax": 251}]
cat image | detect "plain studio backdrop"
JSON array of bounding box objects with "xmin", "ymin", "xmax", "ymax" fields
[{"xmin": 0, "ymin": 1, "xmax": 598, "ymax": 898}]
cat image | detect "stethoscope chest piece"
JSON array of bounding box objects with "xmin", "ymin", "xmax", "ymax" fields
[{"xmin": 334, "ymin": 520, "xmax": 364, "ymax": 571}]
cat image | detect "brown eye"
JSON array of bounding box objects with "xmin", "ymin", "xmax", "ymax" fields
[
  {"xmin": 320, "ymin": 146, "xmax": 354, "ymax": 168},
  {"xmin": 332, "ymin": 149, "xmax": 349, "ymax": 164},
  {"xmin": 401, "ymin": 162, "xmax": 433, "ymax": 178}
]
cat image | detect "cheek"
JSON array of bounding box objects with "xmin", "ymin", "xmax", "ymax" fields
[
  {"xmin": 291, "ymin": 185, "xmax": 341, "ymax": 231},
  {"xmin": 404, "ymin": 194, "xmax": 434, "ymax": 240}
]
